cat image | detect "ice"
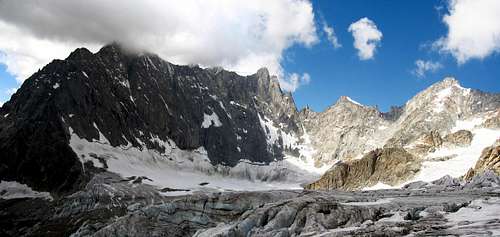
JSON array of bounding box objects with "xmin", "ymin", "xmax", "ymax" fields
[{"xmin": 445, "ymin": 197, "xmax": 500, "ymax": 235}]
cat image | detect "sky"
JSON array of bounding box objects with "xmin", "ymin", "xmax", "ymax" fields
[{"xmin": 0, "ymin": 0, "xmax": 499, "ymax": 112}]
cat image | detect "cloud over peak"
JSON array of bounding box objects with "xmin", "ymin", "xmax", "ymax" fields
[
  {"xmin": 0, "ymin": 0, "xmax": 317, "ymax": 92},
  {"xmin": 348, "ymin": 17, "xmax": 382, "ymax": 60}
]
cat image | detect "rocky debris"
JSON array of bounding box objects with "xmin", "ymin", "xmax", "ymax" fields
[
  {"xmin": 305, "ymin": 148, "xmax": 420, "ymax": 191},
  {"xmin": 443, "ymin": 129, "xmax": 474, "ymax": 146},
  {"xmin": 0, "ymin": 172, "xmax": 165, "ymax": 237},
  {"xmin": 464, "ymin": 145, "xmax": 500, "ymax": 180},
  {"xmin": 192, "ymin": 172, "xmax": 500, "ymax": 236},
  {"xmin": 3, "ymin": 171, "xmax": 500, "ymax": 236}
]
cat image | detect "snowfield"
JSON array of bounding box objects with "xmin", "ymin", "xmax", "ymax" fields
[{"xmin": 69, "ymin": 125, "xmax": 322, "ymax": 195}]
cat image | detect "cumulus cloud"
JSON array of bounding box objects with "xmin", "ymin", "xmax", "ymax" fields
[
  {"xmin": 348, "ymin": 17, "xmax": 382, "ymax": 60},
  {"xmin": 279, "ymin": 73, "xmax": 311, "ymax": 92},
  {"xmin": 435, "ymin": 0, "xmax": 500, "ymax": 64},
  {"xmin": 0, "ymin": 0, "xmax": 317, "ymax": 91},
  {"xmin": 322, "ymin": 20, "xmax": 341, "ymax": 49},
  {"xmin": 412, "ymin": 60, "xmax": 443, "ymax": 78}
]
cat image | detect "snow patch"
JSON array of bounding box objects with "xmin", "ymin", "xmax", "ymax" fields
[
  {"xmin": 451, "ymin": 117, "xmax": 485, "ymax": 132},
  {"xmin": 202, "ymin": 112, "xmax": 222, "ymax": 128},
  {"xmin": 406, "ymin": 127, "xmax": 499, "ymax": 184},
  {"xmin": 434, "ymin": 87, "xmax": 452, "ymax": 113},
  {"xmin": 346, "ymin": 96, "xmax": 362, "ymax": 106},
  {"xmin": 362, "ymin": 182, "xmax": 397, "ymax": 191},
  {"xmin": 118, "ymin": 79, "xmax": 130, "ymax": 88},
  {"xmin": 0, "ymin": 180, "xmax": 53, "ymax": 200}
]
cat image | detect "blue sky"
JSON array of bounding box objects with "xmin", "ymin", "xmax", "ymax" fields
[
  {"xmin": 286, "ymin": 0, "xmax": 500, "ymax": 111},
  {"xmin": 0, "ymin": 0, "xmax": 499, "ymax": 111}
]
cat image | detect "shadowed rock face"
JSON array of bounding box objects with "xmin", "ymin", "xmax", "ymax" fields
[
  {"xmin": 0, "ymin": 44, "xmax": 299, "ymax": 194},
  {"xmin": 465, "ymin": 144, "xmax": 500, "ymax": 180},
  {"xmin": 305, "ymin": 148, "xmax": 420, "ymax": 191}
]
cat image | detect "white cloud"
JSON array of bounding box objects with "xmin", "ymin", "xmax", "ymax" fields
[
  {"xmin": 322, "ymin": 20, "xmax": 341, "ymax": 49},
  {"xmin": 348, "ymin": 17, "xmax": 382, "ymax": 60},
  {"xmin": 5, "ymin": 87, "xmax": 18, "ymax": 96},
  {"xmin": 435, "ymin": 0, "xmax": 500, "ymax": 64},
  {"xmin": 0, "ymin": 0, "xmax": 318, "ymax": 92},
  {"xmin": 0, "ymin": 21, "xmax": 99, "ymax": 83},
  {"xmin": 412, "ymin": 60, "xmax": 443, "ymax": 78},
  {"xmin": 279, "ymin": 73, "xmax": 311, "ymax": 92}
]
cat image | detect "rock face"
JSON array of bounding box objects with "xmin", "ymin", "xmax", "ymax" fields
[
  {"xmin": 464, "ymin": 145, "xmax": 500, "ymax": 180},
  {"xmin": 305, "ymin": 148, "xmax": 420, "ymax": 191}
]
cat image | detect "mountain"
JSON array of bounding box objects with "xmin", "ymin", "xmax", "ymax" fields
[
  {"xmin": 0, "ymin": 44, "xmax": 305, "ymax": 195},
  {"xmin": 1, "ymin": 44, "xmax": 500, "ymax": 236},
  {"xmin": 1, "ymin": 44, "xmax": 499, "ymax": 197},
  {"xmin": 306, "ymin": 78, "xmax": 500, "ymax": 190}
]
